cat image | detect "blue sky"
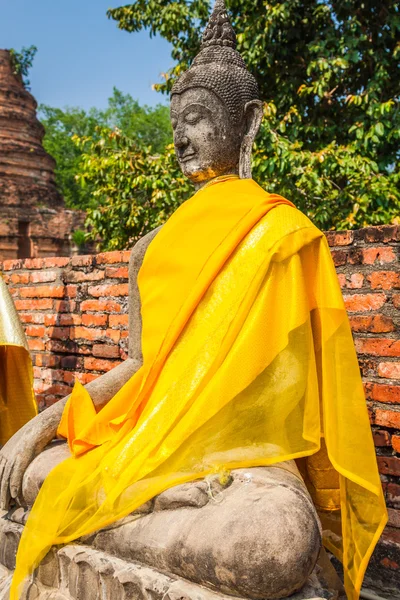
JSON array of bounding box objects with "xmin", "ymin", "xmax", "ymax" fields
[{"xmin": 0, "ymin": 0, "xmax": 174, "ymax": 110}]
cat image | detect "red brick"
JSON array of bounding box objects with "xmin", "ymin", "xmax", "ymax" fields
[
  {"xmin": 43, "ymin": 383, "xmax": 73, "ymax": 397},
  {"xmin": 386, "ymin": 482, "xmax": 400, "ymax": 508},
  {"xmin": 88, "ymin": 283, "xmax": 129, "ymax": 298},
  {"xmin": 19, "ymin": 285, "xmax": 65, "ymax": 299},
  {"xmin": 374, "ymin": 408, "xmax": 400, "ymax": 429},
  {"xmin": 325, "ymin": 231, "xmax": 354, "ymax": 247},
  {"xmin": 361, "ymin": 225, "xmax": 399, "ymax": 243},
  {"xmin": 362, "ymin": 246, "xmax": 396, "ymax": 265},
  {"xmin": 95, "ymin": 251, "xmax": 123, "ymax": 264},
  {"xmin": 92, "ymin": 344, "xmax": 120, "ymax": 359},
  {"xmin": 393, "ymin": 435, "xmax": 400, "ymax": 454},
  {"xmin": 34, "ymin": 354, "xmax": 60, "ymax": 368},
  {"xmin": 337, "ymin": 273, "xmax": 346, "ymax": 288},
  {"xmin": 378, "ymin": 362, "xmax": 400, "ymax": 380},
  {"xmin": 41, "ymin": 257, "xmax": 70, "ymax": 268},
  {"xmin": 354, "ymin": 338, "xmax": 400, "ymax": 357},
  {"xmin": 2, "ymin": 259, "xmax": 22, "ymax": 271},
  {"xmin": 44, "ymin": 314, "xmax": 81, "ymax": 327},
  {"xmin": 19, "ymin": 312, "xmax": 45, "ymax": 324},
  {"xmin": 28, "ymin": 338, "xmax": 45, "ymax": 351},
  {"xmin": 373, "ymin": 429, "xmax": 391, "ymax": 447},
  {"xmin": 48, "ymin": 327, "xmax": 71, "ymax": 341},
  {"xmin": 81, "ymin": 314, "xmax": 108, "ymax": 327},
  {"xmin": 71, "ymin": 326, "xmax": 107, "ymax": 341},
  {"xmin": 60, "ymin": 356, "xmax": 83, "ymax": 369},
  {"xmin": 46, "ymin": 340, "xmax": 77, "ymax": 354},
  {"xmin": 105, "ymin": 266, "xmax": 129, "ymax": 279},
  {"xmin": 71, "ymin": 255, "xmax": 94, "ymax": 267},
  {"xmin": 388, "ymin": 508, "xmax": 400, "ymax": 529},
  {"xmin": 25, "ymin": 325, "xmax": 46, "ymax": 338},
  {"xmin": 10, "ymin": 272, "xmax": 30, "ymax": 284},
  {"xmin": 109, "ymin": 314, "xmax": 129, "ymax": 328},
  {"xmin": 65, "ymin": 285, "xmax": 78, "ymax": 298},
  {"xmin": 365, "ymin": 383, "xmax": 400, "ymax": 404},
  {"xmin": 380, "ymin": 556, "xmax": 400, "ymax": 570},
  {"xmin": 54, "ymin": 300, "xmax": 77, "ymax": 313},
  {"xmin": 392, "ymin": 294, "xmax": 400, "ymax": 309},
  {"xmin": 343, "ymin": 293, "xmax": 386, "ymax": 312},
  {"xmin": 22, "ymin": 258, "xmax": 43, "ymax": 269},
  {"xmin": 330, "ymin": 250, "xmax": 347, "ymax": 266},
  {"xmin": 75, "ymin": 372, "xmax": 99, "ymax": 384},
  {"xmin": 84, "ymin": 357, "xmax": 119, "ymax": 372},
  {"xmin": 377, "ymin": 456, "xmax": 400, "ymax": 476},
  {"xmin": 368, "ymin": 271, "xmax": 400, "ymax": 290},
  {"xmin": 121, "ymin": 250, "xmax": 131, "ymax": 263},
  {"xmin": 80, "ymin": 300, "xmax": 122, "ymax": 313},
  {"xmin": 350, "ymin": 315, "xmax": 395, "ymax": 333},
  {"xmin": 64, "ymin": 270, "xmax": 105, "ymax": 283},
  {"xmin": 382, "ymin": 527, "xmax": 400, "ymax": 545},
  {"xmin": 14, "ymin": 299, "xmax": 53, "ymax": 311},
  {"xmin": 30, "ymin": 271, "xmax": 58, "ymax": 284},
  {"xmin": 346, "ymin": 273, "xmax": 364, "ymax": 289}
]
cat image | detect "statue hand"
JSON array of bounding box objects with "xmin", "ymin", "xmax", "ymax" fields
[{"xmin": 0, "ymin": 402, "xmax": 64, "ymax": 510}]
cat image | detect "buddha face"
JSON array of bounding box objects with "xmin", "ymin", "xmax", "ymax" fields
[{"xmin": 170, "ymin": 87, "xmax": 243, "ymax": 186}]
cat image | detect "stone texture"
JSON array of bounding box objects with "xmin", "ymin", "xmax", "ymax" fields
[{"xmin": 0, "ymin": 49, "xmax": 85, "ymax": 261}]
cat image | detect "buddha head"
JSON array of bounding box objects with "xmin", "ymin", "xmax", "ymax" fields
[{"xmin": 170, "ymin": 0, "xmax": 263, "ymax": 188}]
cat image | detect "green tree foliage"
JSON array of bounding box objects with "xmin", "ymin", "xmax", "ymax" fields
[
  {"xmin": 107, "ymin": 0, "xmax": 400, "ymax": 230},
  {"xmin": 74, "ymin": 129, "xmax": 192, "ymax": 249},
  {"xmin": 39, "ymin": 88, "xmax": 173, "ymax": 210},
  {"xmin": 9, "ymin": 45, "xmax": 37, "ymax": 90}
]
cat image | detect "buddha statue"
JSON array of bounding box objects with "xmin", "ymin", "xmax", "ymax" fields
[{"xmin": 0, "ymin": 2, "xmax": 386, "ymax": 600}]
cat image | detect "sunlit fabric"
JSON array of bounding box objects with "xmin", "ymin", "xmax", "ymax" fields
[
  {"xmin": 0, "ymin": 275, "xmax": 37, "ymax": 446},
  {"xmin": 11, "ymin": 177, "xmax": 386, "ymax": 600}
]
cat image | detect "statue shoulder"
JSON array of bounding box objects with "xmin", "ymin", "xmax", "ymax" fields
[
  {"xmin": 128, "ymin": 226, "xmax": 163, "ymax": 274},
  {"xmin": 267, "ymin": 202, "xmax": 321, "ymax": 241}
]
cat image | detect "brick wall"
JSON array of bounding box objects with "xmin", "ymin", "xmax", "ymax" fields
[{"xmin": 1, "ymin": 224, "xmax": 400, "ymax": 591}]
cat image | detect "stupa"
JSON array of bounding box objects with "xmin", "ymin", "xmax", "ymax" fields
[{"xmin": 0, "ymin": 49, "xmax": 83, "ymax": 261}]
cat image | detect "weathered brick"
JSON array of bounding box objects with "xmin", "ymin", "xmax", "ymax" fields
[
  {"xmin": 71, "ymin": 326, "xmax": 107, "ymax": 341},
  {"xmin": 374, "ymin": 408, "xmax": 400, "ymax": 429},
  {"xmin": 365, "ymin": 383, "xmax": 400, "ymax": 404},
  {"xmin": 81, "ymin": 314, "xmax": 108, "ymax": 327},
  {"xmin": 368, "ymin": 271, "xmax": 400, "ymax": 290},
  {"xmin": 10, "ymin": 272, "xmax": 29, "ymax": 284},
  {"xmin": 75, "ymin": 372, "xmax": 99, "ymax": 384},
  {"xmin": 19, "ymin": 312, "xmax": 45, "ymax": 324},
  {"xmin": 2, "ymin": 259, "xmax": 22, "ymax": 271},
  {"xmin": 28, "ymin": 338, "xmax": 45, "ymax": 351},
  {"xmin": 325, "ymin": 231, "xmax": 354, "ymax": 247},
  {"xmin": 41, "ymin": 257, "xmax": 70, "ymax": 268},
  {"xmin": 105, "ymin": 266, "xmax": 129, "ymax": 279},
  {"xmin": 44, "ymin": 314, "xmax": 81, "ymax": 327},
  {"xmin": 80, "ymin": 300, "xmax": 122, "ymax": 313},
  {"xmin": 71, "ymin": 255, "xmax": 94, "ymax": 267},
  {"xmin": 109, "ymin": 314, "xmax": 129, "ymax": 328},
  {"xmin": 362, "ymin": 246, "xmax": 397, "ymax": 265},
  {"xmin": 378, "ymin": 362, "xmax": 400, "ymax": 380},
  {"xmin": 64, "ymin": 269, "xmax": 105, "ymax": 283},
  {"xmin": 84, "ymin": 357, "xmax": 119, "ymax": 372},
  {"xmin": 393, "ymin": 435, "xmax": 400, "ymax": 454},
  {"xmin": 92, "ymin": 344, "xmax": 120, "ymax": 359},
  {"xmin": 377, "ymin": 456, "xmax": 400, "ymax": 476},
  {"xmin": 34, "ymin": 354, "xmax": 60, "ymax": 368},
  {"xmin": 386, "ymin": 482, "xmax": 400, "ymax": 508},
  {"xmin": 331, "ymin": 250, "xmax": 347, "ymax": 266},
  {"xmin": 46, "ymin": 340, "xmax": 77, "ymax": 354},
  {"xmin": 88, "ymin": 283, "xmax": 129, "ymax": 298},
  {"xmin": 388, "ymin": 507, "xmax": 400, "ymax": 529},
  {"xmin": 349, "ymin": 315, "xmax": 395, "ymax": 333},
  {"xmin": 30, "ymin": 271, "xmax": 58, "ymax": 284},
  {"xmin": 95, "ymin": 251, "xmax": 123, "ymax": 264},
  {"xmin": 121, "ymin": 250, "xmax": 131, "ymax": 263},
  {"xmin": 25, "ymin": 325, "xmax": 46, "ymax": 338},
  {"xmin": 392, "ymin": 294, "xmax": 400, "ymax": 310},
  {"xmin": 354, "ymin": 338, "xmax": 400, "ymax": 357},
  {"xmin": 60, "ymin": 356, "xmax": 83, "ymax": 370},
  {"xmin": 14, "ymin": 298, "xmax": 53, "ymax": 311},
  {"xmin": 372, "ymin": 429, "xmax": 391, "ymax": 447},
  {"xmin": 343, "ymin": 293, "xmax": 386, "ymax": 312},
  {"xmin": 106, "ymin": 328, "xmax": 121, "ymax": 343},
  {"xmin": 49, "ymin": 327, "xmax": 71, "ymax": 341},
  {"xmin": 19, "ymin": 285, "xmax": 65, "ymax": 299},
  {"xmin": 54, "ymin": 300, "xmax": 77, "ymax": 313},
  {"xmin": 22, "ymin": 258, "xmax": 43, "ymax": 269},
  {"xmin": 360, "ymin": 225, "xmax": 399, "ymax": 243}
]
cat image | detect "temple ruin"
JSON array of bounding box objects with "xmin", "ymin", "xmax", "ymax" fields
[{"xmin": 0, "ymin": 49, "xmax": 83, "ymax": 261}]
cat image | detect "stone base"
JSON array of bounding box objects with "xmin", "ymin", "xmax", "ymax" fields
[{"xmin": 0, "ymin": 509, "xmax": 340, "ymax": 600}]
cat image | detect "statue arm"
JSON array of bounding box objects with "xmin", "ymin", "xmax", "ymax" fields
[{"xmin": 0, "ymin": 226, "xmax": 161, "ymax": 509}]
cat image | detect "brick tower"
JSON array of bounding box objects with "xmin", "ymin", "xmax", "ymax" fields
[{"xmin": 0, "ymin": 49, "xmax": 82, "ymax": 260}]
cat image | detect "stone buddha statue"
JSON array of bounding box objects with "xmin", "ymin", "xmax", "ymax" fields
[{"xmin": 0, "ymin": 3, "xmax": 347, "ymax": 599}]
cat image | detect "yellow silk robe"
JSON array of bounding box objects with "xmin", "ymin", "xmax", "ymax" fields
[
  {"xmin": 11, "ymin": 177, "xmax": 387, "ymax": 600},
  {"xmin": 0, "ymin": 274, "xmax": 37, "ymax": 446}
]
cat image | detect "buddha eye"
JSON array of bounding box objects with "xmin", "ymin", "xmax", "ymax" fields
[{"xmin": 185, "ymin": 111, "xmax": 202, "ymax": 124}]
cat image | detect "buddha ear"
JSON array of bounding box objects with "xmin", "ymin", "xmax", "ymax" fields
[{"xmin": 239, "ymin": 100, "xmax": 263, "ymax": 179}]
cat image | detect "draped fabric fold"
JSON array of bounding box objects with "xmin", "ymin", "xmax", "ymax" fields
[
  {"xmin": 11, "ymin": 178, "xmax": 386, "ymax": 600},
  {"xmin": 0, "ymin": 275, "xmax": 37, "ymax": 446}
]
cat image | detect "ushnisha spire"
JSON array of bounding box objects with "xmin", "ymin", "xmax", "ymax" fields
[
  {"xmin": 201, "ymin": 0, "xmax": 237, "ymax": 50},
  {"xmin": 171, "ymin": 0, "xmax": 259, "ymax": 124}
]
